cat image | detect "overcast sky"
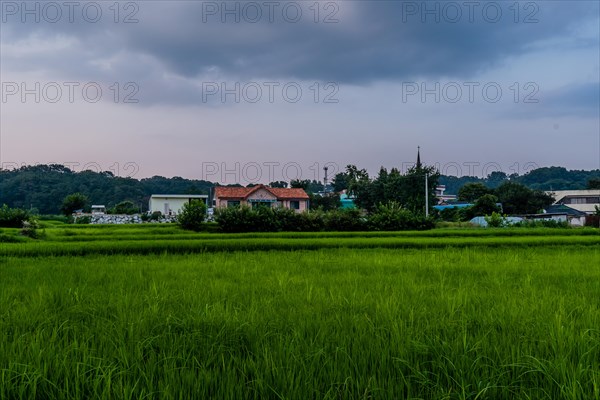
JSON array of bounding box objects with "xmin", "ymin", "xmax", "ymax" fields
[{"xmin": 1, "ymin": 0, "xmax": 598, "ymax": 183}]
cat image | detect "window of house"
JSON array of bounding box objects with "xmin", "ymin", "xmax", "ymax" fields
[
  {"xmin": 290, "ymin": 200, "xmax": 300, "ymax": 210},
  {"xmin": 228, "ymin": 201, "xmax": 240, "ymax": 208}
]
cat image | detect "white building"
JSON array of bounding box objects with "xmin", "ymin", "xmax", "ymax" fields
[
  {"xmin": 148, "ymin": 194, "xmax": 208, "ymax": 216},
  {"xmin": 91, "ymin": 205, "xmax": 106, "ymax": 215},
  {"xmin": 546, "ymin": 190, "xmax": 600, "ymax": 214},
  {"xmin": 435, "ymin": 185, "xmax": 457, "ymax": 204}
]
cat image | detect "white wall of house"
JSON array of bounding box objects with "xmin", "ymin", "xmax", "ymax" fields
[
  {"xmin": 527, "ymin": 214, "xmax": 587, "ymax": 226},
  {"xmin": 569, "ymin": 216, "xmax": 586, "ymax": 227},
  {"xmin": 149, "ymin": 195, "xmax": 207, "ymax": 215},
  {"xmin": 216, "ymin": 198, "xmax": 308, "ymax": 212},
  {"xmin": 246, "ymin": 188, "xmax": 278, "ymax": 202},
  {"xmin": 216, "ymin": 198, "xmax": 235, "ymax": 208},
  {"xmin": 280, "ymin": 199, "xmax": 308, "ymax": 212},
  {"xmin": 547, "ymin": 190, "xmax": 600, "ymax": 214},
  {"xmin": 91, "ymin": 205, "xmax": 106, "ymax": 215}
]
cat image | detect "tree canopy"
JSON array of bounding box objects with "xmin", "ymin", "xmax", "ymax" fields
[
  {"xmin": 0, "ymin": 165, "xmax": 212, "ymax": 215},
  {"xmin": 0, "ymin": 164, "xmax": 597, "ymax": 215},
  {"xmin": 494, "ymin": 182, "xmax": 554, "ymax": 215},
  {"xmin": 346, "ymin": 164, "xmax": 439, "ymax": 214},
  {"xmin": 440, "ymin": 167, "xmax": 600, "ymax": 194},
  {"xmin": 458, "ymin": 182, "xmax": 494, "ymax": 202},
  {"xmin": 61, "ymin": 193, "xmax": 89, "ymax": 216}
]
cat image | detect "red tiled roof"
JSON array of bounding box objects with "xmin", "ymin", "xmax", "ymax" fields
[
  {"xmin": 214, "ymin": 186, "xmax": 253, "ymax": 199},
  {"xmin": 268, "ymin": 187, "xmax": 309, "ymax": 199},
  {"xmin": 214, "ymin": 185, "xmax": 309, "ymax": 200}
]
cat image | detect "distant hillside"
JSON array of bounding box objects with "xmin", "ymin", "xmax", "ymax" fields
[
  {"xmin": 1, "ymin": 164, "xmax": 598, "ymax": 214},
  {"xmin": 0, "ymin": 165, "xmax": 214, "ymax": 214},
  {"xmin": 440, "ymin": 167, "xmax": 600, "ymax": 194}
]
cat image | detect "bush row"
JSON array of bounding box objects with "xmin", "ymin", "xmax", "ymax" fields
[
  {"xmin": 214, "ymin": 203, "xmax": 434, "ymax": 233},
  {"xmin": 0, "ymin": 204, "xmax": 31, "ymax": 228},
  {"xmin": 513, "ymin": 219, "xmax": 570, "ymax": 228},
  {"xmin": 0, "ymin": 204, "xmax": 44, "ymax": 238}
]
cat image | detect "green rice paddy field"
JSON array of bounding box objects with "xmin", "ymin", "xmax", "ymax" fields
[{"xmin": 1, "ymin": 224, "xmax": 599, "ymax": 399}]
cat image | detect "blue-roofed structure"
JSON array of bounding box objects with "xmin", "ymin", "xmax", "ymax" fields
[
  {"xmin": 340, "ymin": 193, "xmax": 355, "ymax": 209},
  {"xmin": 544, "ymin": 204, "xmax": 587, "ymax": 217},
  {"xmin": 433, "ymin": 203, "xmax": 473, "ymax": 211}
]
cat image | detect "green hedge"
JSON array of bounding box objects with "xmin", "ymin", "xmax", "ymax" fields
[
  {"xmin": 0, "ymin": 204, "xmax": 31, "ymax": 228},
  {"xmin": 215, "ymin": 205, "xmax": 432, "ymax": 233}
]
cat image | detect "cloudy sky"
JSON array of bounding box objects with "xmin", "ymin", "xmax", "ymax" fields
[{"xmin": 1, "ymin": 0, "xmax": 598, "ymax": 183}]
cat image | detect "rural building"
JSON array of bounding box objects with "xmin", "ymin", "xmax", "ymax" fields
[
  {"xmin": 214, "ymin": 185, "xmax": 309, "ymax": 212},
  {"xmin": 91, "ymin": 205, "xmax": 106, "ymax": 215},
  {"xmin": 433, "ymin": 202, "xmax": 474, "ymax": 212},
  {"xmin": 340, "ymin": 192, "xmax": 356, "ymax": 209},
  {"xmin": 507, "ymin": 205, "xmax": 587, "ymax": 226},
  {"xmin": 539, "ymin": 204, "xmax": 588, "ymax": 226},
  {"xmin": 435, "ymin": 185, "xmax": 457, "ymax": 204},
  {"xmin": 546, "ymin": 190, "xmax": 600, "ymax": 214},
  {"xmin": 149, "ymin": 194, "xmax": 208, "ymax": 215}
]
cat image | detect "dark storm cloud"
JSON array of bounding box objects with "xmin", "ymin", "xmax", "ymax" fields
[
  {"xmin": 2, "ymin": 1, "xmax": 598, "ymax": 84},
  {"xmin": 119, "ymin": 1, "xmax": 599, "ymax": 82}
]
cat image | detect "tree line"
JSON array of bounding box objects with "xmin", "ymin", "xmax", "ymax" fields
[
  {"xmin": 330, "ymin": 165, "xmax": 557, "ymax": 217},
  {"xmin": 439, "ymin": 166, "xmax": 600, "ymax": 194},
  {"xmin": 0, "ymin": 164, "xmax": 598, "ymax": 215},
  {"xmin": 0, "ymin": 164, "xmax": 213, "ymax": 215}
]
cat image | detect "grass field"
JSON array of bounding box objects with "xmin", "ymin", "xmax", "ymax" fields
[{"xmin": 1, "ymin": 224, "xmax": 599, "ymax": 399}]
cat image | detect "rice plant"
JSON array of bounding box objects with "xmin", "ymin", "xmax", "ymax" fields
[{"xmin": 1, "ymin": 246, "xmax": 599, "ymax": 399}]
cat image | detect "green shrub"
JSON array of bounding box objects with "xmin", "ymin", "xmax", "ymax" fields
[
  {"xmin": 216, "ymin": 206, "xmax": 324, "ymax": 233},
  {"xmin": 484, "ymin": 212, "xmax": 505, "ymax": 228},
  {"xmin": 437, "ymin": 207, "xmax": 476, "ymax": 223},
  {"xmin": 215, "ymin": 203, "xmax": 436, "ymax": 233},
  {"xmin": 309, "ymin": 193, "xmax": 341, "ymax": 211},
  {"xmin": 38, "ymin": 215, "xmax": 70, "ymax": 223},
  {"xmin": 177, "ymin": 200, "xmax": 207, "ymax": 231},
  {"xmin": 0, "ymin": 204, "xmax": 31, "ymax": 228},
  {"xmin": 21, "ymin": 219, "xmax": 45, "ymax": 239},
  {"xmin": 471, "ymin": 194, "xmax": 502, "ymax": 216},
  {"xmin": 215, "ymin": 205, "xmax": 256, "ymax": 233},
  {"xmin": 368, "ymin": 202, "xmax": 433, "ymax": 231},
  {"xmin": 324, "ymin": 209, "xmax": 366, "ymax": 231},
  {"xmin": 74, "ymin": 216, "xmax": 91, "ymax": 224},
  {"xmin": 296, "ymin": 210, "xmax": 326, "ymax": 232},
  {"xmin": 457, "ymin": 206, "xmax": 475, "ymax": 222},
  {"xmin": 141, "ymin": 211, "xmax": 163, "ymax": 222},
  {"xmin": 439, "ymin": 207, "xmax": 460, "ymax": 222},
  {"xmin": 61, "ymin": 193, "xmax": 89, "ymax": 216},
  {"xmin": 110, "ymin": 201, "xmax": 139, "ymax": 215},
  {"xmin": 435, "ymin": 221, "xmax": 478, "ymax": 229},
  {"xmin": 253, "ymin": 207, "xmax": 281, "ymax": 232},
  {"xmin": 514, "ymin": 219, "xmax": 570, "ymax": 228},
  {"xmin": 272, "ymin": 207, "xmax": 302, "ymax": 231}
]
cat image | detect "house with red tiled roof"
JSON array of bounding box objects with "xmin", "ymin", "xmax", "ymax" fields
[{"xmin": 214, "ymin": 185, "xmax": 309, "ymax": 212}]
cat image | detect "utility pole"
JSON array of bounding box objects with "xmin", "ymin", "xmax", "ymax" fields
[
  {"xmin": 323, "ymin": 166, "xmax": 329, "ymax": 193},
  {"xmin": 425, "ymin": 172, "xmax": 429, "ymax": 218}
]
